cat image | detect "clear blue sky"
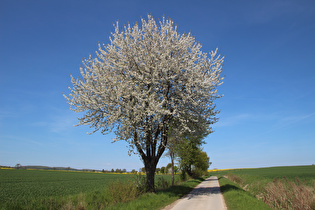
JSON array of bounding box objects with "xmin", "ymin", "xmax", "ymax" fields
[{"xmin": 1, "ymin": 0, "xmax": 314, "ymax": 171}]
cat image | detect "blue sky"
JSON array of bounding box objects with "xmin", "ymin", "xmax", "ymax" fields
[{"xmin": 1, "ymin": 0, "xmax": 314, "ymax": 171}]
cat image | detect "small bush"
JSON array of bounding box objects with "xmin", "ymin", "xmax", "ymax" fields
[
  {"xmin": 132, "ymin": 174, "xmax": 147, "ymax": 193},
  {"xmin": 180, "ymin": 171, "xmax": 187, "ymax": 181},
  {"xmin": 156, "ymin": 177, "xmax": 169, "ymax": 190},
  {"xmin": 108, "ymin": 180, "xmax": 140, "ymax": 204}
]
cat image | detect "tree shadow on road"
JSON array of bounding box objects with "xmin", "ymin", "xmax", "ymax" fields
[
  {"xmin": 185, "ymin": 177, "xmax": 245, "ymax": 199},
  {"xmin": 160, "ymin": 177, "xmax": 225, "ymax": 200},
  {"xmin": 186, "ymin": 186, "xmax": 222, "ymax": 199},
  {"xmin": 157, "ymin": 185, "xmax": 195, "ymax": 198},
  {"xmin": 156, "ymin": 178, "xmax": 206, "ymax": 199}
]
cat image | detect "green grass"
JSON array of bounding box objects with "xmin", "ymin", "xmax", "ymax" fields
[
  {"xmin": 212, "ymin": 165, "xmax": 315, "ymax": 194},
  {"xmin": 0, "ymin": 168, "xmax": 187, "ymax": 209},
  {"xmin": 0, "ymin": 169, "xmax": 131, "ymax": 202},
  {"xmin": 211, "ymin": 165, "xmax": 315, "ymax": 210},
  {"xmin": 217, "ymin": 176, "xmax": 271, "ymax": 210},
  {"xmin": 213, "ymin": 165, "xmax": 315, "ymax": 180},
  {"xmin": 107, "ymin": 178, "xmax": 205, "ymax": 210}
]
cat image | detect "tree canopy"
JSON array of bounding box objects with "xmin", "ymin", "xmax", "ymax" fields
[
  {"xmin": 175, "ymin": 130, "xmax": 210, "ymax": 177},
  {"xmin": 65, "ymin": 15, "xmax": 223, "ymax": 192}
]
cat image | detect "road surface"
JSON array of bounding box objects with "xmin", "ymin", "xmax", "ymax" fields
[{"xmin": 163, "ymin": 176, "xmax": 227, "ymax": 210}]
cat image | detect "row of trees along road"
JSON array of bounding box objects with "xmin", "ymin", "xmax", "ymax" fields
[
  {"xmin": 65, "ymin": 15, "xmax": 223, "ymax": 192},
  {"xmin": 166, "ymin": 121, "xmax": 211, "ymax": 186}
]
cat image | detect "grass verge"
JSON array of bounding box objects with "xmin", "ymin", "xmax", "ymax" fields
[
  {"xmin": 260, "ymin": 177, "xmax": 315, "ymax": 209},
  {"xmin": 212, "ymin": 165, "xmax": 315, "ymax": 210},
  {"xmin": 107, "ymin": 178, "xmax": 205, "ymax": 210},
  {"xmin": 217, "ymin": 176, "xmax": 271, "ymax": 210},
  {"xmin": 1, "ymin": 169, "xmax": 203, "ymax": 210}
]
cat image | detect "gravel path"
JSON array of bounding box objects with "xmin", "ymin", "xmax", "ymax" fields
[{"xmin": 162, "ymin": 176, "xmax": 227, "ymax": 210}]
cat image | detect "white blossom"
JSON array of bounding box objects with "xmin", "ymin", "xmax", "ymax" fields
[{"xmin": 65, "ymin": 15, "xmax": 223, "ymax": 190}]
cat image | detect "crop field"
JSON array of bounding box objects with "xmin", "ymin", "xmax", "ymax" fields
[
  {"xmin": 0, "ymin": 168, "xmax": 177, "ymax": 209},
  {"xmin": 211, "ymin": 165, "xmax": 315, "ymax": 210},
  {"xmin": 0, "ymin": 169, "xmax": 129, "ymax": 201}
]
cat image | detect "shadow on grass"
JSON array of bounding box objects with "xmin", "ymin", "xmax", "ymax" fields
[
  {"xmin": 194, "ymin": 177, "xmax": 205, "ymax": 182},
  {"xmin": 217, "ymin": 177, "xmax": 272, "ymax": 210},
  {"xmin": 157, "ymin": 185, "xmax": 194, "ymax": 198},
  {"xmin": 220, "ymin": 184, "xmax": 244, "ymax": 193}
]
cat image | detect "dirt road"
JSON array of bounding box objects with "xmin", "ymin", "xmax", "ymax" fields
[{"xmin": 163, "ymin": 176, "xmax": 227, "ymax": 210}]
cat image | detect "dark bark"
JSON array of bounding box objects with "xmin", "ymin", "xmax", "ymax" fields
[
  {"xmin": 134, "ymin": 121, "xmax": 168, "ymax": 192},
  {"xmin": 143, "ymin": 157, "xmax": 158, "ymax": 192},
  {"xmin": 171, "ymin": 151, "xmax": 174, "ymax": 186},
  {"xmin": 182, "ymin": 164, "xmax": 193, "ymax": 177}
]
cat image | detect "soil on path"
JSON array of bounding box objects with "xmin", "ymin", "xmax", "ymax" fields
[{"xmin": 162, "ymin": 176, "xmax": 227, "ymax": 210}]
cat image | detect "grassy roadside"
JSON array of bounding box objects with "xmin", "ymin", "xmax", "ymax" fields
[
  {"xmin": 108, "ymin": 178, "xmax": 205, "ymax": 210},
  {"xmin": 211, "ymin": 165, "xmax": 315, "ymax": 210},
  {"xmin": 0, "ymin": 168, "xmax": 205, "ymax": 209},
  {"xmin": 217, "ymin": 176, "xmax": 271, "ymax": 210}
]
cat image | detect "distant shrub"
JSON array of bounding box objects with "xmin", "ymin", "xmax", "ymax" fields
[{"xmin": 191, "ymin": 168, "xmax": 207, "ymax": 178}]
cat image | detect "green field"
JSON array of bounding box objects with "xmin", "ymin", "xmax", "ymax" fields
[
  {"xmin": 215, "ymin": 165, "xmax": 315, "ymax": 180},
  {"xmin": 3, "ymin": 165, "xmax": 314, "ymax": 209},
  {"xmin": 211, "ymin": 165, "xmax": 315, "ymax": 210},
  {"xmin": 0, "ymin": 169, "xmax": 180, "ymax": 209},
  {"xmin": 0, "ymin": 169, "xmax": 129, "ymax": 202}
]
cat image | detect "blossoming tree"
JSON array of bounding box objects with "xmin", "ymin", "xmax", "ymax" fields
[{"xmin": 65, "ymin": 15, "xmax": 223, "ymax": 192}]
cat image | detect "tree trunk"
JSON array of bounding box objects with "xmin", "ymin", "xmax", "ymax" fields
[
  {"xmin": 144, "ymin": 158, "xmax": 158, "ymax": 192},
  {"xmin": 187, "ymin": 165, "xmax": 193, "ymax": 177},
  {"xmin": 171, "ymin": 152, "xmax": 174, "ymax": 186},
  {"xmin": 133, "ymin": 122, "xmax": 168, "ymax": 193}
]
